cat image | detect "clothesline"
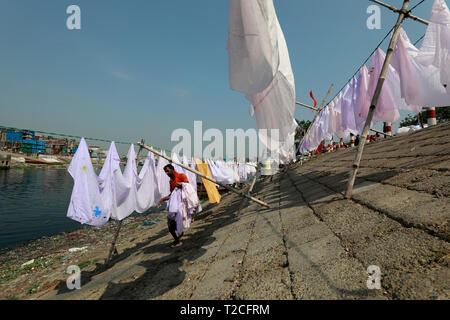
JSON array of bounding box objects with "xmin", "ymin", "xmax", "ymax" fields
[
  {"xmin": 323, "ymin": 0, "xmax": 428, "ymax": 110},
  {"xmin": 0, "ymin": 124, "xmax": 173, "ymax": 155},
  {"xmin": 1, "ymin": 124, "xmax": 262, "ymax": 164},
  {"xmin": 300, "ymin": 0, "xmax": 450, "ymax": 154},
  {"xmin": 227, "ymin": 0, "xmax": 297, "ymax": 164},
  {"xmin": 66, "ymin": 137, "xmax": 261, "ymax": 228},
  {"xmin": 138, "ymin": 142, "xmax": 269, "ymax": 208}
]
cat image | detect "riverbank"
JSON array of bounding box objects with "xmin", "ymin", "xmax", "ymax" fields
[
  {"xmin": 1, "ymin": 122, "xmax": 449, "ymax": 300},
  {"xmin": 0, "ymin": 182, "xmax": 212, "ymax": 301},
  {"xmin": 0, "ymin": 151, "xmax": 69, "ymax": 169},
  {"xmin": 0, "ymin": 201, "xmax": 211, "ymax": 300}
]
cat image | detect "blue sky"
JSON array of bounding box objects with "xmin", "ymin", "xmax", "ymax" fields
[{"xmin": 0, "ymin": 0, "xmax": 435, "ymax": 154}]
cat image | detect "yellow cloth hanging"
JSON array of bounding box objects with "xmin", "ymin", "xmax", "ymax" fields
[{"xmin": 194, "ymin": 158, "xmax": 221, "ymax": 204}]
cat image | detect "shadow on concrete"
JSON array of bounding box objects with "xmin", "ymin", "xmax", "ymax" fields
[
  {"xmin": 260, "ymin": 170, "xmax": 393, "ymax": 299},
  {"xmin": 95, "ymin": 192, "xmax": 259, "ymax": 300}
]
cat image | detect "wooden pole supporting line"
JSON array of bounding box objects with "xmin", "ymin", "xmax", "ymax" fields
[
  {"xmin": 105, "ymin": 139, "xmax": 145, "ymax": 266},
  {"xmin": 370, "ymin": 0, "xmax": 430, "ymax": 25},
  {"xmin": 238, "ymin": 172, "xmax": 258, "ymax": 214},
  {"xmin": 138, "ymin": 142, "xmax": 270, "ymax": 208},
  {"xmin": 345, "ymin": 0, "xmax": 411, "ymax": 199},
  {"xmin": 318, "ymin": 84, "xmax": 335, "ymax": 113},
  {"xmin": 418, "ymin": 112, "xmax": 425, "ymax": 129},
  {"xmin": 369, "ymin": 128, "xmax": 391, "ymax": 137},
  {"xmin": 296, "ymin": 101, "xmax": 319, "ymax": 112},
  {"xmin": 295, "ymin": 83, "xmax": 335, "ymax": 156}
]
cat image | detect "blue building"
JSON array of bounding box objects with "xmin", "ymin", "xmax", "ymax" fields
[
  {"xmin": 21, "ymin": 139, "xmax": 45, "ymax": 154},
  {"xmin": 6, "ymin": 131, "xmax": 23, "ymax": 142}
]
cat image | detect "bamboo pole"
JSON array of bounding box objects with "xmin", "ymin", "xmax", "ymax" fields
[
  {"xmin": 418, "ymin": 111, "xmax": 425, "ymax": 129},
  {"xmin": 318, "ymin": 84, "xmax": 335, "ymax": 113},
  {"xmin": 345, "ymin": 0, "xmax": 411, "ymax": 199},
  {"xmin": 370, "ymin": 0, "xmax": 429, "ymax": 25},
  {"xmin": 105, "ymin": 220, "xmax": 122, "ymax": 266},
  {"xmin": 238, "ymin": 171, "xmax": 258, "ymax": 214},
  {"xmin": 295, "ymin": 83, "xmax": 334, "ymax": 156},
  {"xmin": 105, "ymin": 140, "xmax": 145, "ymax": 266},
  {"xmin": 296, "ymin": 101, "xmax": 319, "ymax": 112},
  {"xmin": 138, "ymin": 142, "xmax": 270, "ymax": 208},
  {"xmin": 369, "ymin": 128, "xmax": 390, "ymax": 136}
]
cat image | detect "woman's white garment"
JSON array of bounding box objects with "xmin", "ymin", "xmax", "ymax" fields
[
  {"xmin": 135, "ymin": 153, "xmax": 160, "ymax": 213},
  {"xmin": 67, "ymin": 138, "xmax": 112, "ymax": 226},
  {"xmin": 112, "ymin": 145, "xmax": 138, "ymax": 221},
  {"xmin": 96, "ymin": 141, "xmax": 121, "ymax": 224},
  {"xmin": 189, "ymin": 157, "xmax": 198, "ymax": 191},
  {"xmin": 156, "ymin": 151, "xmax": 170, "ymax": 198},
  {"xmin": 237, "ymin": 162, "xmax": 248, "ymax": 181},
  {"xmin": 227, "ymin": 0, "xmax": 278, "ymax": 96},
  {"xmin": 354, "ymin": 65, "xmax": 372, "ymax": 133},
  {"xmin": 171, "ymin": 153, "xmax": 186, "ymax": 176},
  {"xmin": 341, "ymin": 77, "xmax": 359, "ymax": 134},
  {"xmin": 182, "ymin": 156, "xmax": 197, "ymax": 192},
  {"xmin": 207, "ymin": 159, "xmax": 235, "ymax": 185},
  {"xmin": 225, "ymin": 161, "xmax": 240, "ymax": 182},
  {"xmin": 228, "ymin": 0, "xmax": 296, "ymax": 164},
  {"xmin": 367, "ymin": 48, "xmax": 401, "ymax": 125},
  {"xmin": 391, "ymin": 26, "xmax": 450, "ymax": 107}
]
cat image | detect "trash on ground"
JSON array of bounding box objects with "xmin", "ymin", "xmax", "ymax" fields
[
  {"xmin": 68, "ymin": 246, "xmax": 88, "ymax": 253},
  {"xmin": 21, "ymin": 259, "xmax": 35, "ymax": 268}
]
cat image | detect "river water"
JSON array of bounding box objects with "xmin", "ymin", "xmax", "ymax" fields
[{"xmin": 0, "ymin": 168, "xmax": 82, "ymax": 250}]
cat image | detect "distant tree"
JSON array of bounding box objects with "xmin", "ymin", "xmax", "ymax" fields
[
  {"xmin": 436, "ymin": 107, "xmax": 450, "ymax": 122},
  {"xmin": 300, "ymin": 120, "xmax": 312, "ymax": 131},
  {"xmin": 399, "ymin": 107, "xmax": 450, "ymax": 127},
  {"xmin": 399, "ymin": 114, "xmax": 420, "ymax": 127},
  {"xmin": 295, "ymin": 119, "xmax": 312, "ymax": 140}
]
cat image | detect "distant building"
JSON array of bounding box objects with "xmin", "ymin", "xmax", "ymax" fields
[
  {"xmin": 88, "ymin": 146, "xmax": 107, "ymax": 159},
  {"xmin": 0, "ymin": 131, "xmax": 6, "ymax": 150},
  {"xmin": 0, "ymin": 128, "xmax": 81, "ymax": 156}
]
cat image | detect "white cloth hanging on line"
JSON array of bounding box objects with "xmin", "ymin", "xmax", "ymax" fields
[
  {"xmin": 228, "ymin": 0, "xmax": 296, "ymax": 164},
  {"xmin": 391, "ymin": 26, "xmax": 450, "ymax": 108},
  {"xmin": 237, "ymin": 162, "xmax": 248, "ymax": 181},
  {"xmin": 207, "ymin": 159, "xmax": 235, "ymax": 185},
  {"xmin": 67, "ymin": 138, "xmax": 113, "ymax": 226},
  {"xmin": 67, "ymin": 140, "xmax": 169, "ymax": 227},
  {"xmin": 227, "ymin": 0, "xmax": 277, "ymax": 96},
  {"xmin": 112, "ymin": 144, "xmax": 138, "ymax": 221},
  {"xmin": 421, "ymin": 0, "xmax": 450, "ymax": 95},
  {"xmin": 156, "ymin": 151, "xmax": 170, "ymax": 199},
  {"xmin": 225, "ymin": 161, "xmax": 240, "ymax": 183},
  {"xmin": 189, "ymin": 157, "xmax": 198, "ymax": 191},
  {"xmin": 171, "ymin": 153, "xmax": 185, "ymax": 175},
  {"xmin": 329, "ymin": 99, "xmax": 346, "ymax": 139},
  {"xmin": 340, "ymin": 79, "xmax": 359, "ymax": 136},
  {"xmin": 367, "ymin": 48, "xmax": 401, "ymax": 125},
  {"xmin": 97, "ymin": 141, "xmax": 121, "ymax": 224},
  {"xmin": 354, "ymin": 65, "xmax": 372, "ymax": 133},
  {"xmin": 183, "ymin": 156, "xmax": 197, "ymax": 192},
  {"xmin": 135, "ymin": 152, "xmax": 160, "ymax": 213}
]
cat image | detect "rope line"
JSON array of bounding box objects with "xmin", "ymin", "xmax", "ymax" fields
[
  {"xmin": 0, "ymin": 125, "xmax": 173, "ymax": 154},
  {"xmin": 322, "ymin": 0, "xmax": 428, "ymax": 109}
]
